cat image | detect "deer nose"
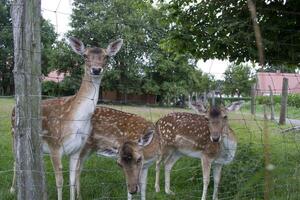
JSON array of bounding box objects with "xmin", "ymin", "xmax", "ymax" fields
[
  {"xmin": 91, "ymin": 68, "xmax": 102, "ymax": 75},
  {"xmin": 128, "ymin": 185, "xmax": 139, "ymax": 194},
  {"xmin": 210, "ymin": 136, "xmax": 221, "ymax": 143}
]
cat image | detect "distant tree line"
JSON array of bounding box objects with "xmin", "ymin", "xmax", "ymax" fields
[{"xmin": 1, "ymin": 0, "xmax": 299, "ymax": 103}]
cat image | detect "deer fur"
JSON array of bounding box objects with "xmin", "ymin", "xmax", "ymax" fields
[
  {"xmin": 74, "ymin": 107, "xmax": 160, "ymax": 200},
  {"xmin": 155, "ymin": 107, "xmax": 237, "ymax": 200},
  {"xmin": 10, "ymin": 37, "xmax": 123, "ymax": 200}
]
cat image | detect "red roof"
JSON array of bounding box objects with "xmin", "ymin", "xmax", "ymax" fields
[
  {"xmin": 43, "ymin": 70, "xmax": 68, "ymax": 83},
  {"xmin": 256, "ymin": 72, "xmax": 300, "ymax": 95}
]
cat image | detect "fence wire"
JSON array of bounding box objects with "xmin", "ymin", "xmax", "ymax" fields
[{"xmin": 1, "ymin": 0, "xmax": 300, "ymax": 200}]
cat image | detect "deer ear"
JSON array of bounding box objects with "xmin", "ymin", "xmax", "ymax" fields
[
  {"xmin": 96, "ymin": 147, "xmax": 119, "ymax": 158},
  {"xmin": 138, "ymin": 129, "xmax": 154, "ymax": 147},
  {"xmin": 69, "ymin": 37, "xmax": 85, "ymax": 55},
  {"xmin": 106, "ymin": 39, "xmax": 123, "ymax": 56}
]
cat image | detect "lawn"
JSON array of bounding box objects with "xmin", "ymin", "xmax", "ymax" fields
[
  {"xmin": 1, "ymin": 98, "xmax": 300, "ymax": 199},
  {"xmin": 241, "ymin": 100, "xmax": 300, "ymax": 121}
]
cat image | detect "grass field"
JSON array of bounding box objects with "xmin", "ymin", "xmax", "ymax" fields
[
  {"xmin": 241, "ymin": 101, "xmax": 300, "ymax": 121},
  {"xmin": 1, "ymin": 98, "xmax": 300, "ymax": 199}
]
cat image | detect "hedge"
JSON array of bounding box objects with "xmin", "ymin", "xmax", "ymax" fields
[{"xmin": 256, "ymin": 94, "xmax": 300, "ymax": 108}]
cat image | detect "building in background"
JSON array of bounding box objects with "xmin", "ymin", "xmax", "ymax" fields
[{"xmin": 256, "ymin": 71, "xmax": 300, "ymax": 95}]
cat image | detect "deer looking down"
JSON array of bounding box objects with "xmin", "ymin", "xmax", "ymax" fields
[
  {"xmin": 74, "ymin": 107, "xmax": 160, "ymax": 200},
  {"xmin": 155, "ymin": 106, "xmax": 237, "ymax": 200},
  {"xmin": 10, "ymin": 37, "xmax": 123, "ymax": 200}
]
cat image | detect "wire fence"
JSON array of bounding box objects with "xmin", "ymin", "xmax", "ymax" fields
[{"xmin": 1, "ymin": 0, "xmax": 300, "ymax": 200}]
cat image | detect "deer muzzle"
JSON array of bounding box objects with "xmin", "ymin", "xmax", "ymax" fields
[
  {"xmin": 210, "ymin": 135, "xmax": 221, "ymax": 143},
  {"xmin": 91, "ymin": 67, "xmax": 102, "ymax": 75},
  {"xmin": 128, "ymin": 184, "xmax": 139, "ymax": 194}
]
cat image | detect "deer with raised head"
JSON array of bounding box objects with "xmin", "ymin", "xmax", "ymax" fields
[
  {"xmin": 74, "ymin": 107, "xmax": 160, "ymax": 200},
  {"xmin": 10, "ymin": 37, "xmax": 123, "ymax": 200},
  {"xmin": 155, "ymin": 106, "xmax": 237, "ymax": 200}
]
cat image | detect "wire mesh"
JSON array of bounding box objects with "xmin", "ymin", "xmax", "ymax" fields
[{"xmin": 1, "ymin": 0, "xmax": 300, "ymax": 200}]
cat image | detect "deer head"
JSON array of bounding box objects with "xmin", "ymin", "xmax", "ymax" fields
[
  {"xmin": 97, "ymin": 129, "xmax": 155, "ymax": 194},
  {"xmin": 205, "ymin": 106, "xmax": 228, "ymax": 143},
  {"xmin": 69, "ymin": 37, "xmax": 123, "ymax": 78}
]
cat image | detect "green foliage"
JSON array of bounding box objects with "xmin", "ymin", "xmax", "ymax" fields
[
  {"xmin": 0, "ymin": 0, "xmax": 13, "ymax": 95},
  {"xmin": 42, "ymin": 76, "xmax": 81, "ymax": 97},
  {"xmin": 47, "ymin": 0, "xmax": 213, "ymax": 102},
  {"xmin": 0, "ymin": 0, "xmax": 58, "ymax": 95},
  {"xmin": 69, "ymin": 0, "xmax": 164, "ymax": 96},
  {"xmin": 223, "ymin": 63, "xmax": 255, "ymax": 97},
  {"xmin": 159, "ymin": 0, "xmax": 300, "ymax": 69},
  {"xmin": 256, "ymin": 93, "xmax": 300, "ymax": 108}
]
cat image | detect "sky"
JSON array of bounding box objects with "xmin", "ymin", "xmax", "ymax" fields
[{"xmin": 41, "ymin": 0, "xmax": 229, "ymax": 79}]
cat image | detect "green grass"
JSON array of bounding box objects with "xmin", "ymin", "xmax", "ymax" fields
[
  {"xmin": 241, "ymin": 101, "xmax": 300, "ymax": 120},
  {"xmin": 1, "ymin": 98, "xmax": 300, "ymax": 199}
]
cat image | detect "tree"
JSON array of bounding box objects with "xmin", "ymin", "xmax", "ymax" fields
[
  {"xmin": 42, "ymin": 0, "xmax": 213, "ymax": 103},
  {"xmin": 67, "ymin": 0, "xmax": 165, "ymax": 102},
  {"xmin": 0, "ymin": 0, "xmax": 57, "ymax": 95},
  {"xmin": 158, "ymin": 0, "xmax": 300, "ymax": 69},
  {"xmin": 0, "ymin": 0, "xmax": 13, "ymax": 95},
  {"xmin": 223, "ymin": 63, "xmax": 255, "ymax": 97}
]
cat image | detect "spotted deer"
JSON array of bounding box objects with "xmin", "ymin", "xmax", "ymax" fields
[
  {"xmin": 155, "ymin": 106, "xmax": 237, "ymax": 200},
  {"xmin": 10, "ymin": 37, "xmax": 123, "ymax": 200},
  {"xmin": 74, "ymin": 107, "xmax": 160, "ymax": 200}
]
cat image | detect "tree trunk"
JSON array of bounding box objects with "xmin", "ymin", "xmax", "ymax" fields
[{"xmin": 12, "ymin": 0, "xmax": 47, "ymax": 199}]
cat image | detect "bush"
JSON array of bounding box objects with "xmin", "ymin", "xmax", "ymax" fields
[
  {"xmin": 42, "ymin": 76, "xmax": 80, "ymax": 97},
  {"xmin": 256, "ymin": 94, "xmax": 300, "ymax": 108}
]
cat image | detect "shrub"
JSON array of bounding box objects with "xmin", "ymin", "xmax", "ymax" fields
[
  {"xmin": 256, "ymin": 94, "xmax": 300, "ymax": 108},
  {"xmin": 42, "ymin": 76, "xmax": 80, "ymax": 98}
]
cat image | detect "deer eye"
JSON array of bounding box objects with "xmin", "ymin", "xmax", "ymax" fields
[
  {"xmin": 83, "ymin": 54, "xmax": 88, "ymax": 59},
  {"xmin": 223, "ymin": 115, "xmax": 228, "ymax": 120}
]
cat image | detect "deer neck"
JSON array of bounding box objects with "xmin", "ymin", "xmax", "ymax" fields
[{"xmin": 71, "ymin": 71, "xmax": 102, "ymax": 120}]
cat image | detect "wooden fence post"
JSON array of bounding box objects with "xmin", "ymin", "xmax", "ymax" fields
[
  {"xmin": 268, "ymin": 85, "xmax": 275, "ymax": 121},
  {"xmin": 12, "ymin": 0, "xmax": 47, "ymax": 199},
  {"xmin": 211, "ymin": 90, "xmax": 215, "ymax": 106},
  {"xmin": 279, "ymin": 78, "xmax": 288, "ymax": 125},
  {"xmin": 251, "ymin": 84, "xmax": 256, "ymax": 115}
]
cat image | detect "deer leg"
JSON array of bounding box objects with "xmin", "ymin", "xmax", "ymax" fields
[
  {"xmin": 50, "ymin": 150, "xmax": 63, "ymax": 200},
  {"xmin": 127, "ymin": 192, "xmax": 132, "ymax": 200},
  {"xmin": 155, "ymin": 154, "xmax": 163, "ymax": 193},
  {"xmin": 70, "ymin": 152, "xmax": 80, "ymax": 200},
  {"xmin": 10, "ymin": 161, "xmax": 16, "ymax": 194},
  {"xmin": 164, "ymin": 152, "xmax": 181, "ymax": 195},
  {"xmin": 75, "ymin": 146, "xmax": 93, "ymax": 200},
  {"xmin": 212, "ymin": 164, "xmax": 222, "ymax": 200},
  {"xmin": 201, "ymin": 155, "xmax": 212, "ymax": 200},
  {"xmin": 10, "ymin": 128, "xmax": 16, "ymax": 194},
  {"xmin": 140, "ymin": 167, "xmax": 149, "ymax": 200}
]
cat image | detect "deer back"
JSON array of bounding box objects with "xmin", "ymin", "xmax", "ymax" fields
[
  {"xmin": 90, "ymin": 107, "xmax": 159, "ymax": 160},
  {"xmin": 157, "ymin": 112, "xmax": 220, "ymax": 158}
]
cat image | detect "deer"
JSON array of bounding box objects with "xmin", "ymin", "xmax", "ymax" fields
[
  {"xmin": 10, "ymin": 37, "xmax": 123, "ymax": 200},
  {"xmin": 74, "ymin": 106, "xmax": 160, "ymax": 200},
  {"xmin": 154, "ymin": 106, "xmax": 237, "ymax": 200}
]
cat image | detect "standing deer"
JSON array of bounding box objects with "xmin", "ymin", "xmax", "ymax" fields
[
  {"xmin": 74, "ymin": 107, "xmax": 160, "ymax": 200},
  {"xmin": 10, "ymin": 37, "xmax": 123, "ymax": 200},
  {"xmin": 155, "ymin": 106, "xmax": 237, "ymax": 200}
]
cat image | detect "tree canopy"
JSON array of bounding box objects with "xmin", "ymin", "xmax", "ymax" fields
[
  {"xmin": 223, "ymin": 63, "xmax": 255, "ymax": 97},
  {"xmin": 47, "ymin": 0, "xmax": 212, "ymax": 103},
  {"xmin": 158, "ymin": 0, "xmax": 300, "ymax": 68},
  {"xmin": 0, "ymin": 0, "xmax": 58, "ymax": 95}
]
